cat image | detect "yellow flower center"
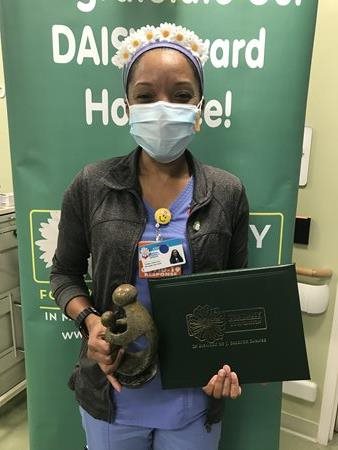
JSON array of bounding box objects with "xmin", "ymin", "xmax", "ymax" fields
[
  {"xmin": 176, "ymin": 33, "xmax": 184, "ymax": 42},
  {"xmin": 122, "ymin": 51, "xmax": 129, "ymax": 59},
  {"xmin": 132, "ymin": 39, "xmax": 140, "ymax": 48},
  {"xmin": 191, "ymin": 42, "xmax": 198, "ymax": 52},
  {"xmin": 146, "ymin": 31, "xmax": 154, "ymax": 40},
  {"xmin": 162, "ymin": 30, "xmax": 170, "ymax": 38}
]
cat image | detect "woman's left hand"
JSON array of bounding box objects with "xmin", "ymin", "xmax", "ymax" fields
[{"xmin": 202, "ymin": 365, "xmax": 242, "ymax": 399}]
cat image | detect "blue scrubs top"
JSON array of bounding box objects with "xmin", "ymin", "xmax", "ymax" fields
[{"xmin": 114, "ymin": 177, "xmax": 209, "ymax": 429}]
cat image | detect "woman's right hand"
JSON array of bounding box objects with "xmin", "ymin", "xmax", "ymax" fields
[{"xmin": 85, "ymin": 314, "xmax": 124, "ymax": 392}]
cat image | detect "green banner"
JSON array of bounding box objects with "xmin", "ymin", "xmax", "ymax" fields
[{"xmin": 0, "ymin": 1, "xmax": 317, "ymax": 449}]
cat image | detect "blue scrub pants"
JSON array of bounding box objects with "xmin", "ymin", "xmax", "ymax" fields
[{"xmin": 80, "ymin": 407, "xmax": 222, "ymax": 450}]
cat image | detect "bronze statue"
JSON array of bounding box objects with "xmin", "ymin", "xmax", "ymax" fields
[{"xmin": 101, "ymin": 284, "xmax": 158, "ymax": 388}]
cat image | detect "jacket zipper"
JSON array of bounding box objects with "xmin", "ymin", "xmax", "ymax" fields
[
  {"xmin": 127, "ymin": 189, "xmax": 147, "ymax": 284},
  {"xmin": 187, "ymin": 198, "xmax": 211, "ymax": 273}
]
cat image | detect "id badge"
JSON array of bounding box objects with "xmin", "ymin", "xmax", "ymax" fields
[{"xmin": 138, "ymin": 239, "xmax": 185, "ymax": 278}]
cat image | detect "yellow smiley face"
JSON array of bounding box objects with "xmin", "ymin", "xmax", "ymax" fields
[{"xmin": 155, "ymin": 208, "xmax": 172, "ymax": 225}]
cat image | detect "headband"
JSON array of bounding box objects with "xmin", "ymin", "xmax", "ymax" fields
[{"xmin": 111, "ymin": 24, "xmax": 209, "ymax": 94}]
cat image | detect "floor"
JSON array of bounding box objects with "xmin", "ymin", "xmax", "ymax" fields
[
  {"xmin": 1, "ymin": 392, "xmax": 338, "ymax": 450},
  {"xmin": 0, "ymin": 391, "xmax": 28, "ymax": 450},
  {"xmin": 280, "ymin": 432, "xmax": 338, "ymax": 450}
]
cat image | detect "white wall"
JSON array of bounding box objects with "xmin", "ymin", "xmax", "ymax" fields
[
  {"xmin": 282, "ymin": 0, "xmax": 338, "ymax": 441},
  {"xmin": 0, "ymin": 36, "xmax": 13, "ymax": 193}
]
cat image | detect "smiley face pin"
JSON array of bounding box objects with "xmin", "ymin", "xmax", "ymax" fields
[{"xmin": 154, "ymin": 208, "xmax": 172, "ymax": 226}]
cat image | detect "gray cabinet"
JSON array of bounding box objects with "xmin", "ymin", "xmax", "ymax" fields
[{"xmin": 0, "ymin": 209, "xmax": 26, "ymax": 406}]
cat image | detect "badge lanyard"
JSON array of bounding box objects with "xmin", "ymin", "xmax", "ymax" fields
[{"xmin": 154, "ymin": 207, "xmax": 172, "ymax": 241}]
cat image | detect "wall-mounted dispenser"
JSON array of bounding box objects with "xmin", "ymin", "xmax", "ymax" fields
[
  {"xmin": 298, "ymin": 282, "xmax": 330, "ymax": 314},
  {"xmin": 296, "ymin": 266, "xmax": 332, "ymax": 315}
]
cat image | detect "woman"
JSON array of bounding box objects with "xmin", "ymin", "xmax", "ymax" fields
[
  {"xmin": 51, "ymin": 23, "xmax": 249, "ymax": 450},
  {"xmin": 169, "ymin": 249, "xmax": 183, "ymax": 264}
]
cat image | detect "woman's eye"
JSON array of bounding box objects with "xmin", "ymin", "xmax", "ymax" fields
[
  {"xmin": 174, "ymin": 91, "xmax": 194, "ymax": 102},
  {"xmin": 135, "ymin": 93, "xmax": 154, "ymax": 103}
]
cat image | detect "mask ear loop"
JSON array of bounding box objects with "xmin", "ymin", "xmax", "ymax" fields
[
  {"xmin": 125, "ymin": 97, "xmax": 130, "ymax": 120},
  {"xmin": 194, "ymin": 96, "xmax": 204, "ymax": 132}
]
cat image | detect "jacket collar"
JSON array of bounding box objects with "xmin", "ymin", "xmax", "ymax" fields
[{"xmin": 101, "ymin": 147, "xmax": 212, "ymax": 207}]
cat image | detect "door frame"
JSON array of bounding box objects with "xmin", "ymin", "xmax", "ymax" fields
[{"xmin": 317, "ymin": 285, "xmax": 338, "ymax": 445}]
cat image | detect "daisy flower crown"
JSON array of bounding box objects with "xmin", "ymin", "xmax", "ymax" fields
[{"xmin": 112, "ymin": 23, "xmax": 209, "ymax": 92}]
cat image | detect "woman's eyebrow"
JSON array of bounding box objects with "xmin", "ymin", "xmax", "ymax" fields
[
  {"xmin": 133, "ymin": 81, "xmax": 154, "ymax": 88},
  {"xmin": 172, "ymin": 81, "xmax": 194, "ymax": 86},
  {"xmin": 133, "ymin": 80, "xmax": 194, "ymax": 88}
]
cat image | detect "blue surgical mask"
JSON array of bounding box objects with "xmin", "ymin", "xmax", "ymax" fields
[{"xmin": 128, "ymin": 100, "xmax": 203, "ymax": 164}]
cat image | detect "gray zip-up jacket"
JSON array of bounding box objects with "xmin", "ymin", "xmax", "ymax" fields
[{"xmin": 50, "ymin": 148, "xmax": 249, "ymax": 429}]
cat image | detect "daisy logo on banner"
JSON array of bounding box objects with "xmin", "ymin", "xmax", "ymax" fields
[
  {"xmin": 30, "ymin": 210, "xmax": 92, "ymax": 284},
  {"xmin": 34, "ymin": 210, "xmax": 61, "ymax": 270},
  {"xmin": 29, "ymin": 210, "xmax": 61, "ymax": 283}
]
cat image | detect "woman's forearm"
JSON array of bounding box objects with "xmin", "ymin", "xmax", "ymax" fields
[{"xmin": 65, "ymin": 295, "xmax": 93, "ymax": 320}]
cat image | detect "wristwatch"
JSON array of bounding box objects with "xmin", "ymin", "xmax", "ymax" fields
[{"xmin": 74, "ymin": 306, "xmax": 100, "ymax": 338}]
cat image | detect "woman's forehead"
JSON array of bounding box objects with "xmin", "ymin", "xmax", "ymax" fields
[{"xmin": 131, "ymin": 48, "xmax": 196, "ymax": 83}]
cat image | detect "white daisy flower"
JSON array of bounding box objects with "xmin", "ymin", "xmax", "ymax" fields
[
  {"xmin": 126, "ymin": 33, "xmax": 143, "ymax": 53},
  {"xmin": 140, "ymin": 25, "xmax": 157, "ymax": 43},
  {"xmin": 112, "ymin": 54, "xmax": 124, "ymax": 69},
  {"xmin": 116, "ymin": 41, "xmax": 133, "ymax": 67},
  {"xmin": 158, "ymin": 22, "xmax": 175, "ymax": 41},
  {"xmin": 187, "ymin": 36, "xmax": 204, "ymax": 58},
  {"xmin": 172, "ymin": 25, "xmax": 189, "ymax": 46}
]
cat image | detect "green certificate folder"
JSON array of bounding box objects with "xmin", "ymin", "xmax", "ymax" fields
[{"xmin": 149, "ymin": 264, "xmax": 310, "ymax": 388}]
